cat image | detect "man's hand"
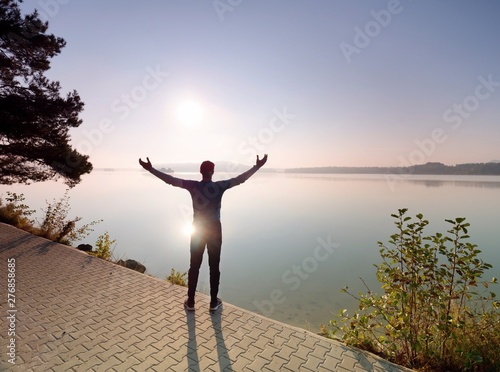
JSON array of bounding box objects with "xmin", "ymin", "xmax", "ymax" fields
[
  {"xmin": 139, "ymin": 157, "xmax": 153, "ymax": 171},
  {"xmin": 256, "ymin": 154, "xmax": 268, "ymax": 168}
]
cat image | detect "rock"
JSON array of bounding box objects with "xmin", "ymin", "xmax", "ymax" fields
[
  {"xmin": 116, "ymin": 259, "xmax": 146, "ymax": 274},
  {"xmin": 77, "ymin": 243, "xmax": 93, "ymax": 252}
]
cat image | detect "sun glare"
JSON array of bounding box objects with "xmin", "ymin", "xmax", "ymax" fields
[
  {"xmin": 177, "ymin": 100, "xmax": 202, "ymax": 126},
  {"xmin": 183, "ymin": 223, "xmax": 195, "ymax": 236}
]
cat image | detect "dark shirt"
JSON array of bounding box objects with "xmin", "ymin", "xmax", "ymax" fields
[{"xmin": 149, "ymin": 166, "xmax": 260, "ymax": 223}]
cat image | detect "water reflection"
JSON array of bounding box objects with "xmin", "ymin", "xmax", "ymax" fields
[
  {"xmin": 1, "ymin": 171, "xmax": 499, "ymax": 331},
  {"xmin": 283, "ymin": 173, "xmax": 500, "ymax": 189},
  {"xmin": 409, "ymin": 179, "xmax": 500, "ymax": 188}
]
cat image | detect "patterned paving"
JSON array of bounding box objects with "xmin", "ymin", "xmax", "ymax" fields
[{"xmin": 0, "ymin": 223, "xmax": 412, "ymax": 371}]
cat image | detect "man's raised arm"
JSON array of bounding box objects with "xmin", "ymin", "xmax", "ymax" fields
[
  {"xmin": 229, "ymin": 154, "xmax": 268, "ymax": 187},
  {"xmin": 139, "ymin": 157, "xmax": 184, "ymax": 188}
]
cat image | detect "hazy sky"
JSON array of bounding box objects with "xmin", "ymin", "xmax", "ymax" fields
[{"xmin": 22, "ymin": 1, "xmax": 500, "ymax": 169}]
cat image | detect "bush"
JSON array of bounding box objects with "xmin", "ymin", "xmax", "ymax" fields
[
  {"xmin": 0, "ymin": 192, "xmax": 36, "ymax": 231},
  {"xmin": 38, "ymin": 189, "xmax": 101, "ymax": 245},
  {"xmin": 166, "ymin": 268, "xmax": 188, "ymax": 287},
  {"xmin": 89, "ymin": 231, "xmax": 116, "ymax": 260},
  {"xmin": 323, "ymin": 209, "xmax": 499, "ymax": 371},
  {"xmin": 0, "ymin": 190, "xmax": 101, "ymax": 246}
]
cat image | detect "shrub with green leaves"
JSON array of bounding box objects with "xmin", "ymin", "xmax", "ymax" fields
[{"xmin": 323, "ymin": 209, "xmax": 499, "ymax": 371}]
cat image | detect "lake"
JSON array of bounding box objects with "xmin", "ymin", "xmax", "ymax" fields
[{"xmin": 2, "ymin": 170, "xmax": 500, "ymax": 331}]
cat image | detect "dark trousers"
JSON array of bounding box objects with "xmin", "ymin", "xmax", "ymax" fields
[{"xmin": 187, "ymin": 221, "xmax": 222, "ymax": 303}]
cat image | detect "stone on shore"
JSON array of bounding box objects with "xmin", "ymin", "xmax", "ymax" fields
[
  {"xmin": 77, "ymin": 243, "xmax": 93, "ymax": 252},
  {"xmin": 116, "ymin": 259, "xmax": 146, "ymax": 273}
]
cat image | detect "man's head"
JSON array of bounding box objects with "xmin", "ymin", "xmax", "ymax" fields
[{"xmin": 200, "ymin": 160, "xmax": 215, "ymax": 176}]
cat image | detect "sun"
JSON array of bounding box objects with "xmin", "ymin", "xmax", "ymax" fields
[
  {"xmin": 182, "ymin": 222, "xmax": 195, "ymax": 236},
  {"xmin": 177, "ymin": 100, "xmax": 202, "ymax": 126}
]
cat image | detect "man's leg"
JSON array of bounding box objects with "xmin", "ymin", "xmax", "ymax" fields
[
  {"xmin": 207, "ymin": 222, "xmax": 222, "ymax": 303},
  {"xmin": 187, "ymin": 232, "xmax": 205, "ymax": 304}
]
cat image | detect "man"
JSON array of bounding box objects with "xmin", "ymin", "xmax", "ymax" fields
[{"xmin": 139, "ymin": 155, "xmax": 268, "ymax": 312}]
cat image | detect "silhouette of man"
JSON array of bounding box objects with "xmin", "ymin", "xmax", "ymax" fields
[{"xmin": 139, "ymin": 155, "xmax": 268, "ymax": 312}]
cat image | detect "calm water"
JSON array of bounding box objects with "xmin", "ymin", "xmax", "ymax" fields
[{"xmin": 2, "ymin": 171, "xmax": 500, "ymax": 330}]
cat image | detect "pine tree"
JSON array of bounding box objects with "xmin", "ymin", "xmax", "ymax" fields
[{"xmin": 0, "ymin": 0, "xmax": 92, "ymax": 187}]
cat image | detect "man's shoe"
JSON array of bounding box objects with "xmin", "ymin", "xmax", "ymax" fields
[
  {"xmin": 209, "ymin": 298, "xmax": 222, "ymax": 312},
  {"xmin": 184, "ymin": 299, "xmax": 195, "ymax": 311}
]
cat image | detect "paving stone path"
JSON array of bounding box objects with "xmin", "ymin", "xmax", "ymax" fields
[{"xmin": 0, "ymin": 223, "xmax": 412, "ymax": 371}]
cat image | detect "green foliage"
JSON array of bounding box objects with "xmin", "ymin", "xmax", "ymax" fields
[
  {"xmin": 166, "ymin": 268, "xmax": 188, "ymax": 287},
  {"xmin": 324, "ymin": 209, "xmax": 499, "ymax": 371},
  {"xmin": 37, "ymin": 189, "xmax": 101, "ymax": 245},
  {"xmin": 89, "ymin": 231, "xmax": 115, "ymax": 260}
]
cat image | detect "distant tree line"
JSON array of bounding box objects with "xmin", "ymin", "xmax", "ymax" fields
[{"xmin": 285, "ymin": 162, "xmax": 500, "ymax": 175}]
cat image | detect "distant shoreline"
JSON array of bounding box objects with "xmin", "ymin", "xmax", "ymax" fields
[
  {"xmin": 95, "ymin": 161, "xmax": 500, "ymax": 176},
  {"xmin": 284, "ymin": 162, "xmax": 500, "ymax": 176}
]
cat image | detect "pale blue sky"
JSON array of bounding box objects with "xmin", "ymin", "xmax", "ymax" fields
[{"xmin": 22, "ymin": 0, "xmax": 500, "ymax": 169}]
